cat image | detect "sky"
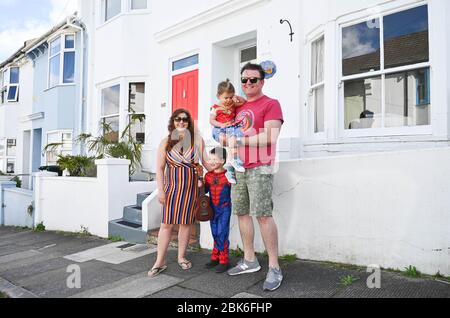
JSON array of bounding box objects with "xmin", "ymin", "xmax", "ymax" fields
[{"xmin": 0, "ymin": 0, "xmax": 78, "ymax": 62}]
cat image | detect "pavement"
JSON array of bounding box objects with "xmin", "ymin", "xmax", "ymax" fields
[{"xmin": 1, "ymin": 226, "xmax": 450, "ymax": 299}]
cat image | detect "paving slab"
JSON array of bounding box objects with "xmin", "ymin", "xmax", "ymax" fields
[
  {"xmin": 70, "ymin": 273, "xmax": 183, "ymax": 298},
  {"xmin": 0, "ymin": 277, "xmax": 38, "ymax": 298},
  {"xmin": 0, "ymin": 250, "xmax": 43, "ymax": 265},
  {"xmin": 15, "ymin": 261, "xmax": 130, "ymax": 298},
  {"xmin": 96, "ymin": 245, "xmax": 158, "ymax": 265},
  {"xmin": 334, "ymin": 271, "xmax": 450, "ymax": 298},
  {"xmin": 63, "ymin": 242, "xmax": 126, "ymax": 263}
]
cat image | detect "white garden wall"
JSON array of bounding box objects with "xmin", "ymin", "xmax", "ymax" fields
[
  {"xmin": 3, "ymin": 188, "xmax": 33, "ymax": 228},
  {"xmin": 34, "ymin": 159, "xmax": 155, "ymax": 238},
  {"xmin": 201, "ymin": 147, "xmax": 450, "ymax": 276}
]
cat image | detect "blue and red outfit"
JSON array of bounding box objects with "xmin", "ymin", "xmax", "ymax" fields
[{"xmin": 205, "ymin": 171, "xmax": 232, "ymax": 265}]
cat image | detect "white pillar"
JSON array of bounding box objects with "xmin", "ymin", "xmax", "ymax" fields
[
  {"xmin": 32, "ymin": 171, "xmax": 58, "ymax": 227},
  {"xmin": 95, "ymin": 158, "xmax": 131, "ymax": 224}
]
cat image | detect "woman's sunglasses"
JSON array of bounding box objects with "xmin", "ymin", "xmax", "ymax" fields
[
  {"xmin": 174, "ymin": 117, "xmax": 189, "ymax": 123},
  {"xmin": 241, "ymin": 77, "xmax": 261, "ymax": 84}
]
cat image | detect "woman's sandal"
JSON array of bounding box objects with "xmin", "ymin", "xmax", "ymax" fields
[
  {"xmin": 148, "ymin": 265, "xmax": 167, "ymax": 278},
  {"xmin": 178, "ymin": 260, "xmax": 193, "ymax": 270}
]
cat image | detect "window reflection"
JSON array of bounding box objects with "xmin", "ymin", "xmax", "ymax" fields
[
  {"xmin": 345, "ymin": 76, "xmax": 382, "ymax": 129},
  {"xmin": 342, "ymin": 20, "xmax": 380, "ymax": 76}
]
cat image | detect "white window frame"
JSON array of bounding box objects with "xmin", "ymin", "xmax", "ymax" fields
[
  {"xmin": 101, "ymin": 0, "xmax": 123, "ymax": 24},
  {"xmin": 1, "ymin": 67, "xmax": 20, "ymax": 103},
  {"xmin": 129, "ymin": 0, "xmax": 149, "ymax": 12},
  {"xmin": 99, "ymin": 82, "xmax": 121, "ymax": 142},
  {"xmin": 45, "ymin": 131, "xmax": 73, "ymax": 166},
  {"xmin": 308, "ymin": 34, "xmax": 326, "ymax": 139},
  {"xmin": 127, "ymin": 81, "xmax": 146, "ymax": 144},
  {"xmin": 47, "ymin": 33, "xmax": 76, "ymax": 89},
  {"xmin": 236, "ymin": 41, "xmax": 257, "ymax": 97},
  {"xmin": 338, "ymin": 1, "xmax": 432, "ymax": 138}
]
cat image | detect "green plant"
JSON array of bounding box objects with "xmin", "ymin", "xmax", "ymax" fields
[
  {"xmin": 0, "ymin": 170, "xmax": 5, "ymax": 175},
  {"xmin": 257, "ymin": 250, "xmax": 269, "ymax": 258},
  {"xmin": 404, "ymin": 265, "xmax": 421, "ymax": 278},
  {"xmin": 279, "ymin": 254, "xmax": 298, "ymax": 263},
  {"xmin": 0, "ymin": 292, "xmax": 8, "ymax": 298},
  {"xmin": 108, "ymin": 236, "xmax": 124, "ymax": 242},
  {"xmin": 340, "ymin": 275, "xmax": 360, "ymax": 286},
  {"xmin": 56, "ymin": 155, "xmax": 96, "ymax": 177},
  {"xmin": 76, "ymin": 121, "xmax": 143, "ymax": 175},
  {"xmin": 79, "ymin": 226, "xmax": 91, "ymax": 237},
  {"xmin": 34, "ymin": 222, "xmax": 46, "ymax": 232},
  {"xmin": 230, "ymin": 246, "xmax": 244, "ymax": 258},
  {"xmin": 11, "ymin": 176, "xmax": 21, "ymax": 188}
]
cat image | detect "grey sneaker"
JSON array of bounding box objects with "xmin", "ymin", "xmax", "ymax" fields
[
  {"xmin": 263, "ymin": 267, "xmax": 283, "ymax": 291},
  {"xmin": 227, "ymin": 258, "xmax": 261, "ymax": 276}
]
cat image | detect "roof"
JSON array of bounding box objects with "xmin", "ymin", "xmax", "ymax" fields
[
  {"xmin": 343, "ymin": 30, "xmax": 429, "ymax": 76},
  {"xmin": 0, "ymin": 14, "xmax": 80, "ymax": 70}
]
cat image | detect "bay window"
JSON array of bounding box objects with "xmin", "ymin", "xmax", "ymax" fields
[
  {"xmin": 45, "ymin": 132, "xmax": 72, "ymax": 166},
  {"xmin": 101, "ymin": 85, "xmax": 120, "ymax": 143},
  {"xmin": 310, "ymin": 36, "xmax": 325, "ymax": 134},
  {"xmin": 128, "ymin": 83, "xmax": 146, "ymax": 144},
  {"xmin": 48, "ymin": 34, "xmax": 76, "ymax": 88},
  {"xmin": 341, "ymin": 4, "xmax": 430, "ymax": 132}
]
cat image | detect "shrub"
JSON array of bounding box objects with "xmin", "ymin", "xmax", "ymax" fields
[{"xmin": 57, "ymin": 155, "xmax": 97, "ymax": 177}]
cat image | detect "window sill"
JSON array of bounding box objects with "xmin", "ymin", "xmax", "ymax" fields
[
  {"xmin": 45, "ymin": 84, "xmax": 76, "ymax": 92},
  {"xmin": 97, "ymin": 10, "xmax": 152, "ymax": 30},
  {"xmin": 303, "ymin": 133, "xmax": 447, "ymax": 147}
]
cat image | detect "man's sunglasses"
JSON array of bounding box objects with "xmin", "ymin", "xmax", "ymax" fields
[
  {"xmin": 241, "ymin": 77, "xmax": 261, "ymax": 84},
  {"xmin": 174, "ymin": 117, "xmax": 189, "ymax": 123}
]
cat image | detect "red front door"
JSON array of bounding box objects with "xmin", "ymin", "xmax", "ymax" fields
[{"xmin": 172, "ymin": 69, "xmax": 199, "ymax": 121}]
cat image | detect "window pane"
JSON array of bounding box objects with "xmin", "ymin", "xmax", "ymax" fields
[
  {"xmin": 131, "ymin": 0, "xmax": 147, "ymax": 10},
  {"xmin": 49, "ymin": 55, "xmax": 60, "ymax": 87},
  {"xmin": 6, "ymin": 159, "xmax": 14, "ymax": 174},
  {"xmin": 385, "ymin": 68, "xmax": 430, "ymax": 127},
  {"xmin": 10, "ymin": 67, "xmax": 19, "ymax": 84},
  {"xmin": 345, "ymin": 76, "xmax": 382, "ymax": 129},
  {"xmin": 63, "ymin": 52, "xmax": 75, "ymax": 83},
  {"xmin": 172, "ymin": 54, "xmax": 199, "ymax": 71},
  {"xmin": 342, "ymin": 20, "xmax": 380, "ymax": 76},
  {"xmin": 7, "ymin": 139, "xmax": 16, "ymax": 156},
  {"xmin": 384, "ymin": 5, "xmax": 429, "ymax": 69},
  {"xmin": 50, "ymin": 38, "xmax": 61, "ymax": 56},
  {"xmin": 7, "ymin": 86, "xmax": 18, "ymax": 101},
  {"xmin": 311, "ymin": 37, "xmax": 324, "ymax": 85},
  {"xmin": 241, "ymin": 46, "xmax": 257, "ymax": 63},
  {"xmin": 103, "ymin": 116, "xmax": 120, "ymax": 143},
  {"xmin": 105, "ymin": 0, "xmax": 121, "ymax": 21},
  {"xmin": 129, "ymin": 83, "xmax": 145, "ymax": 113},
  {"xmin": 129, "ymin": 114, "xmax": 146, "ymax": 144},
  {"xmin": 102, "ymin": 85, "xmax": 120, "ymax": 116},
  {"xmin": 314, "ymin": 86, "xmax": 325, "ymax": 133},
  {"xmin": 65, "ymin": 35, "xmax": 75, "ymax": 49},
  {"xmin": 0, "ymin": 143, "xmax": 4, "ymax": 156}
]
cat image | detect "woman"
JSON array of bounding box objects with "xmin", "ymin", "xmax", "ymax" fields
[{"xmin": 148, "ymin": 109, "xmax": 210, "ymax": 277}]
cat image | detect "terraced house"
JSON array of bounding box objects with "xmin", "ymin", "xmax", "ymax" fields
[{"xmin": 1, "ymin": 0, "xmax": 450, "ymax": 276}]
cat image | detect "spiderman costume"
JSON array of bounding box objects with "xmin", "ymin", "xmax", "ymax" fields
[{"xmin": 204, "ymin": 170, "xmax": 232, "ymax": 266}]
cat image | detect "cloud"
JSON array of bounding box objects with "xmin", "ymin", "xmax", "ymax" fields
[
  {"xmin": 0, "ymin": 0, "xmax": 78, "ymax": 62},
  {"xmin": 342, "ymin": 27, "xmax": 378, "ymax": 59}
]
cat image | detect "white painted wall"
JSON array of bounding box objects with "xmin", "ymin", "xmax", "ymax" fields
[
  {"xmin": 202, "ymin": 147, "xmax": 450, "ymax": 276},
  {"xmin": 3, "ymin": 188, "xmax": 33, "ymax": 228},
  {"xmin": 34, "ymin": 159, "xmax": 155, "ymax": 238}
]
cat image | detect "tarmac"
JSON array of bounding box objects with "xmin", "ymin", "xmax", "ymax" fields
[{"xmin": 1, "ymin": 226, "xmax": 450, "ymax": 299}]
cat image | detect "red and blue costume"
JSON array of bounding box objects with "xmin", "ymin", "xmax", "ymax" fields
[{"xmin": 205, "ymin": 171, "xmax": 232, "ymax": 265}]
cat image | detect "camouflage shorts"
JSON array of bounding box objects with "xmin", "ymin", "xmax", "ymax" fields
[{"xmin": 231, "ymin": 165, "xmax": 274, "ymax": 217}]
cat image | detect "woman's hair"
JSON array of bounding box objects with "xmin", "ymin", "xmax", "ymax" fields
[
  {"xmin": 217, "ymin": 79, "xmax": 235, "ymax": 97},
  {"xmin": 166, "ymin": 108, "xmax": 195, "ymax": 153}
]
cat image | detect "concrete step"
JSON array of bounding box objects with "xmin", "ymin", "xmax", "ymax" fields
[
  {"xmin": 136, "ymin": 192, "xmax": 152, "ymax": 209},
  {"xmin": 123, "ymin": 206, "xmax": 142, "ymax": 225},
  {"xmin": 108, "ymin": 219, "xmax": 147, "ymax": 244}
]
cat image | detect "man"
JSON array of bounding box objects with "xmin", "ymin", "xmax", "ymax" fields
[{"xmin": 227, "ymin": 63, "xmax": 284, "ymax": 292}]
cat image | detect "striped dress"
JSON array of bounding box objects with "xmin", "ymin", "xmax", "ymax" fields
[{"xmin": 162, "ymin": 144, "xmax": 200, "ymax": 225}]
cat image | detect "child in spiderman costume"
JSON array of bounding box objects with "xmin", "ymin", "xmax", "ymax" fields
[{"xmin": 204, "ymin": 147, "xmax": 232, "ymax": 273}]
